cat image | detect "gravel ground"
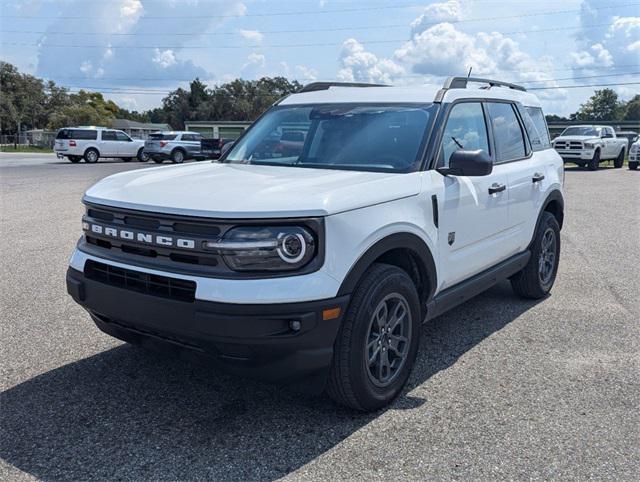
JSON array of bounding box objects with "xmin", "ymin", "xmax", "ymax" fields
[{"xmin": 1, "ymin": 154, "xmax": 639, "ymax": 481}]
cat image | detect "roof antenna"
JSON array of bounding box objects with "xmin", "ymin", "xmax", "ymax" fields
[{"xmin": 466, "ymin": 67, "xmax": 472, "ymax": 80}]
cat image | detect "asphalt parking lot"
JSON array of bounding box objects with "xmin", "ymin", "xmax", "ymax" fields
[{"xmin": 1, "ymin": 153, "xmax": 638, "ymax": 481}]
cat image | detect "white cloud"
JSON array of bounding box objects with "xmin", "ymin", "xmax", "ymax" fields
[
  {"xmin": 571, "ymin": 1, "xmax": 640, "ymax": 72},
  {"xmin": 153, "ymin": 49, "xmax": 177, "ymax": 68},
  {"xmin": 410, "ymin": 0, "xmax": 463, "ymax": 36},
  {"xmin": 79, "ymin": 61, "xmax": 92, "ymax": 73},
  {"xmin": 238, "ymin": 29, "xmax": 263, "ymax": 44},
  {"xmin": 570, "ymin": 43, "xmax": 613, "ymax": 68},
  {"xmin": 337, "ymin": 39, "xmax": 405, "ymax": 84},
  {"xmin": 296, "ymin": 65, "xmax": 318, "ymax": 81},
  {"xmin": 241, "ymin": 52, "xmax": 266, "ymax": 78},
  {"xmin": 396, "ymin": 23, "xmax": 494, "ymax": 77}
]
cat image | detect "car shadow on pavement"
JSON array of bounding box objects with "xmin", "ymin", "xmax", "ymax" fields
[{"xmin": 0, "ymin": 281, "xmax": 540, "ymax": 480}]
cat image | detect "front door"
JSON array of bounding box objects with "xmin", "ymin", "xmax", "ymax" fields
[
  {"xmin": 437, "ymin": 101, "xmax": 510, "ymax": 290},
  {"xmin": 115, "ymin": 131, "xmax": 135, "ymax": 156},
  {"xmin": 100, "ymin": 130, "xmax": 120, "ymax": 157}
]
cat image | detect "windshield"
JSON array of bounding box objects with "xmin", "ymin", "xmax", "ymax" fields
[
  {"xmin": 561, "ymin": 126, "xmax": 601, "ymax": 137},
  {"xmin": 224, "ymin": 103, "xmax": 437, "ymax": 172}
]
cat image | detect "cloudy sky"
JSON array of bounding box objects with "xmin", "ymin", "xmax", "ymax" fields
[{"xmin": 1, "ymin": 0, "xmax": 638, "ymax": 115}]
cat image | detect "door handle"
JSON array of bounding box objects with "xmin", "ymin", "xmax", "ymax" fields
[
  {"xmin": 488, "ymin": 183, "xmax": 506, "ymax": 195},
  {"xmin": 532, "ymin": 172, "xmax": 545, "ymax": 183}
]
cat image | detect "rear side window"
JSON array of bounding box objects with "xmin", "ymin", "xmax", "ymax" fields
[
  {"xmin": 56, "ymin": 129, "xmax": 97, "ymax": 140},
  {"xmin": 101, "ymin": 131, "xmax": 117, "ymax": 141},
  {"xmin": 523, "ymin": 107, "xmax": 551, "ymax": 151},
  {"xmin": 487, "ymin": 103, "xmax": 526, "ymax": 162},
  {"xmin": 149, "ymin": 133, "xmax": 177, "ymax": 141},
  {"xmin": 437, "ymin": 102, "xmax": 489, "ymax": 167}
]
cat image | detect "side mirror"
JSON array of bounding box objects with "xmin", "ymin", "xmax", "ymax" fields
[
  {"xmin": 220, "ymin": 140, "xmax": 235, "ymax": 157},
  {"xmin": 601, "ymin": 132, "xmax": 613, "ymax": 138},
  {"xmin": 438, "ymin": 149, "xmax": 492, "ymax": 177}
]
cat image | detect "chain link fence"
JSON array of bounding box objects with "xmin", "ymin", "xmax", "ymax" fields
[{"xmin": 1, "ymin": 131, "xmax": 56, "ymax": 149}]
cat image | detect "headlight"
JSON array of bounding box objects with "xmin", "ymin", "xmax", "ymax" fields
[
  {"xmin": 204, "ymin": 226, "xmax": 316, "ymax": 271},
  {"xmin": 584, "ymin": 142, "xmax": 595, "ymax": 149}
]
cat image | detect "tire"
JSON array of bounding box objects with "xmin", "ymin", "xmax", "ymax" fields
[
  {"xmin": 587, "ymin": 149, "xmax": 600, "ymax": 171},
  {"xmin": 613, "ymin": 148, "xmax": 625, "ymax": 169},
  {"xmin": 171, "ymin": 149, "xmax": 185, "ymax": 164},
  {"xmin": 121, "ymin": 157, "xmax": 132, "ymax": 162},
  {"xmin": 84, "ymin": 148, "xmax": 99, "ymax": 163},
  {"xmin": 326, "ymin": 263, "xmax": 421, "ymax": 411},
  {"xmin": 510, "ymin": 212, "xmax": 561, "ymax": 299},
  {"xmin": 629, "ymin": 161, "xmax": 638, "ymax": 170},
  {"xmin": 137, "ymin": 148, "xmax": 149, "ymax": 162},
  {"xmin": 68, "ymin": 156, "xmax": 81, "ymax": 163}
]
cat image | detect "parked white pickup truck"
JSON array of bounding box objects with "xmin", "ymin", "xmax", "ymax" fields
[{"xmin": 552, "ymin": 125, "xmax": 627, "ymax": 170}]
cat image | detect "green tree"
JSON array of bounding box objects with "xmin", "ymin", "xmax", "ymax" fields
[
  {"xmin": 0, "ymin": 61, "xmax": 47, "ymax": 138},
  {"xmin": 574, "ymin": 89, "xmax": 622, "ymax": 121},
  {"xmin": 622, "ymin": 95, "xmax": 640, "ymax": 121}
]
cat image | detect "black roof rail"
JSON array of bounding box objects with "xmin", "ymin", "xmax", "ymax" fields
[
  {"xmin": 443, "ymin": 76, "xmax": 527, "ymax": 92},
  {"xmin": 298, "ymin": 81, "xmax": 389, "ymax": 93}
]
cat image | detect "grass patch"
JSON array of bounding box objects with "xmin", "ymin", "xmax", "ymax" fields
[{"xmin": 0, "ymin": 145, "xmax": 53, "ymax": 153}]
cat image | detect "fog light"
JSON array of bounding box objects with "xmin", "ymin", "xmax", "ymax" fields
[
  {"xmin": 289, "ymin": 320, "xmax": 301, "ymax": 332},
  {"xmin": 82, "ymin": 221, "xmax": 89, "ymax": 231}
]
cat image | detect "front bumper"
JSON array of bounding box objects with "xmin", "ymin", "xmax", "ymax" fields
[
  {"xmin": 66, "ymin": 266, "xmax": 349, "ymax": 387},
  {"xmin": 555, "ymin": 150, "xmax": 595, "ymax": 161}
]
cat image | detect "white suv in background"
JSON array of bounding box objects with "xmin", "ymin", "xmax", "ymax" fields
[
  {"xmin": 67, "ymin": 78, "xmax": 564, "ymax": 411},
  {"xmin": 54, "ymin": 127, "xmax": 148, "ymax": 163}
]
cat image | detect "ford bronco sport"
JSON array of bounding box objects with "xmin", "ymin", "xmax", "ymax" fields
[{"xmin": 66, "ymin": 78, "xmax": 564, "ymax": 411}]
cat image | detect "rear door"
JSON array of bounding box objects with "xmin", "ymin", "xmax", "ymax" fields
[
  {"xmin": 99, "ymin": 130, "xmax": 119, "ymax": 156},
  {"xmin": 437, "ymin": 101, "xmax": 511, "ymax": 289},
  {"xmin": 500, "ymin": 103, "xmax": 551, "ymax": 251},
  {"xmin": 181, "ymin": 133, "xmax": 202, "ymax": 157}
]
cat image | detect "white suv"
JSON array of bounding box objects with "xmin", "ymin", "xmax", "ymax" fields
[
  {"xmin": 54, "ymin": 127, "xmax": 148, "ymax": 163},
  {"xmin": 66, "ymin": 78, "xmax": 564, "ymax": 411}
]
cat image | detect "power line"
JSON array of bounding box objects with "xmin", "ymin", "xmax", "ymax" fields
[
  {"xmin": 52, "ymin": 72, "xmax": 640, "ymax": 93},
  {"xmin": 0, "ymin": 22, "xmax": 613, "ymax": 38},
  {"xmin": 32, "ymin": 65, "xmax": 640, "ymax": 83},
  {"xmin": 529, "ymin": 82, "xmax": 640, "ymax": 90},
  {"xmin": 51, "ymin": 81, "xmax": 640, "ymax": 97},
  {"xmin": 3, "ymin": 2, "xmax": 637, "ymax": 20}
]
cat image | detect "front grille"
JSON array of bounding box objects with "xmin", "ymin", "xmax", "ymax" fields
[
  {"xmin": 85, "ymin": 260, "xmax": 196, "ymax": 302},
  {"xmin": 82, "ymin": 203, "xmax": 229, "ymax": 274},
  {"xmin": 554, "ymin": 141, "xmax": 583, "ymax": 150}
]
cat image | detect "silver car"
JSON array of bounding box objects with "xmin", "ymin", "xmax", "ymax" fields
[{"xmin": 143, "ymin": 131, "xmax": 205, "ymax": 164}]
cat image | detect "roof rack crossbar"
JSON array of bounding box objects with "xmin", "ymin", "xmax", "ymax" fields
[
  {"xmin": 443, "ymin": 76, "xmax": 527, "ymax": 92},
  {"xmin": 298, "ymin": 81, "xmax": 389, "ymax": 93}
]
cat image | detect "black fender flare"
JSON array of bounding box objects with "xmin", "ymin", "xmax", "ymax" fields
[
  {"xmin": 337, "ymin": 232, "xmax": 437, "ymax": 301},
  {"xmin": 530, "ymin": 189, "xmax": 564, "ymax": 248}
]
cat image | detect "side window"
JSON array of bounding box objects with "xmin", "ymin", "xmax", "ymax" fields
[
  {"xmin": 487, "ymin": 103, "xmax": 526, "ymax": 162},
  {"xmin": 115, "ymin": 131, "xmax": 131, "ymax": 141},
  {"xmin": 437, "ymin": 102, "xmax": 489, "ymax": 167},
  {"xmin": 182, "ymin": 134, "xmax": 199, "ymax": 141},
  {"xmin": 101, "ymin": 131, "xmax": 117, "ymax": 141},
  {"xmin": 523, "ymin": 106, "xmax": 551, "ymax": 151}
]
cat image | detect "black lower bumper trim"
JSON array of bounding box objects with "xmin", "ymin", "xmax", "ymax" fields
[{"xmin": 66, "ymin": 267, "xmax": 349, "ymax": 387}]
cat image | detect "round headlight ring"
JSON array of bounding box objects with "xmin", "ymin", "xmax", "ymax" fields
[{"xmin": 277, "ymin": 232, "xmax": 307, "ymax": 264}]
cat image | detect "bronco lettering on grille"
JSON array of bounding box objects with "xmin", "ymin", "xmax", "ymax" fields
[{"xmin": 87, "ymin": 223, "xmax": 196, "ymax": 249}]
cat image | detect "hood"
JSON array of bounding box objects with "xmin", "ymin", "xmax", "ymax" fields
[
  {"xmin": 83, "ymin": 162, "xmax": 421, "ymax": 218},
  {"xmin": 554, "ymin": 135, "xmax": 600, "ymax": 142}
]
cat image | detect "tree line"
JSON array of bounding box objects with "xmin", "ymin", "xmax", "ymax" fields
[{"xmin": 1, "ymin": 60, "xmax": 637, "ymax": 136}]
